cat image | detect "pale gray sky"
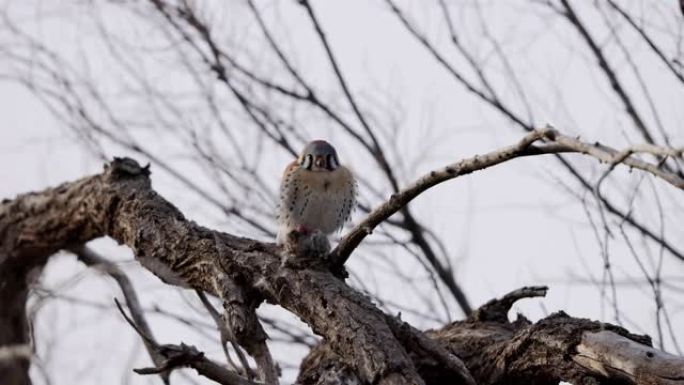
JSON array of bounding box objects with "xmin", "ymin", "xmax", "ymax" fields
[{"xmin": 1, "ymin": 1, "xmax": 683, "ymax": 384}]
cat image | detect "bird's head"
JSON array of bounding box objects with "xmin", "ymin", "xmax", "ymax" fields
[{"xmin": 298, "ymin": 140, "xmax": 339, "ymax": 172}]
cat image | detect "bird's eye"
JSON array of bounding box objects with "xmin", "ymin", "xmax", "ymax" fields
[
  {"xmin": 301, "ymin": 154, "xmax": 313, "ymax": 169},
  {"xmin": 327, "ymin": 154, "xmax": 338, "ymax": 170}
]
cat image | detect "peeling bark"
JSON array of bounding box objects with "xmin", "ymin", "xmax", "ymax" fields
[{"xmin": 575, "ymin": 331, "xmax": 684, "ymax": 385}]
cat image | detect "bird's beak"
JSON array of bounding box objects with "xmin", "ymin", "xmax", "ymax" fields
[{"xmin": 314, "ymin": 155, "xmax": 325, "ymax": 168}]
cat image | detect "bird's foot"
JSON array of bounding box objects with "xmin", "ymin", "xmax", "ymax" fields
[{"xmin": 280, "ymin": 229, "xmax": 330, "ymax": 269}]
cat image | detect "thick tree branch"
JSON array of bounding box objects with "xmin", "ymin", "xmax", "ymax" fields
[
  {"xmin": 559, "ymin": 0, "xmax": 655, "ymax": 146},
  {"xmin": 385, "ymin": 316, "xmax": 475, "ymax": 385},
  {"xmin": 0, "ymin": 157, "xmax": 433, "ymax": 384},
  {"xmin": 575, "ymin": 330, "xmax": 684, "ymax": 384},
  {"xmin": 301, "ymin": 287, "xmax": 684, "ymax": 385},
  {"xmin": 331, "ymin": 128, "xmax": 684, "ymax": 267}
]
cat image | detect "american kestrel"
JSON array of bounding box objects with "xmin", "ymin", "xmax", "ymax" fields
[{"xmin": 276, "ymin": 140, "xmax": 357, "ymax": 245}]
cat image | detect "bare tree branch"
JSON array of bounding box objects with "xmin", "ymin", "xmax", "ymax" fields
[
  {"xmin": 384, "ymin": 0, "xmax": 684, "ymax": 264},
  {"xmin": 302, "ymin": 286, "xmax": 684, "ymax": 385},
  {"xmin": 114, "ymin": 298, "xmax": 256, "ymax": 385},
  {"xmin": 605, "ymin": 0, "xmax": 684, "ymax": 86},
  {"xmin": 575, "ymin": 330, "xmax": 684, "ymax": 384},
  {"xmin": 331, "ymin": 128, "xmax": 684, "ymax": 267},
  {"xmin": 71, "ymin": 245, "xmax": 170, "ymax": 384}
]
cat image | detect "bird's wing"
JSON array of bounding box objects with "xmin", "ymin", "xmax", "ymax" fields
[
  {"xmin": 277, "ymin": 160, "xmax": 301, "ymax": 227},
  {"xmin": 336, "ymin": 166, "xmax": 358, "ymax": 227}
]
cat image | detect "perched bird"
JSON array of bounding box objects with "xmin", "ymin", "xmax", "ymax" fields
[{"xmin": 276, "ymin": 140, "xmax": 357, "ymax": 246}]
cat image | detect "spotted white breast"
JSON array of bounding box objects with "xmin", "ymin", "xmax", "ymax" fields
[{"xmin": 277, "ymin": 162, "xmax": 356, "ymax": 244}]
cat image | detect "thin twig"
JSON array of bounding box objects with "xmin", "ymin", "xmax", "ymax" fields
[
  {"xmin": 196, "ymin": 290, "xmax": 255, "ymax": 380},
  {"xmin": 114, "ymin": 298, "xmax": 257, "ymax": 385},
  {"xmin": 331, "ymin": 128, "xmax": 684, "ymax": 267},
  {"xmin": 72, "ymin": 246, "xmax": 170, "ymax": 384}
]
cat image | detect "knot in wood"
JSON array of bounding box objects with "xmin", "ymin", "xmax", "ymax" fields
[
  {"xmin": 469, "ymin": 286, "xmax": 548, "ymax": 323},
  {"xmin": 107, "ymin": 157, "xmax": 151, "ymax": 179},
  {"xmin": 543, "ymin": 128, "xmax": 558, "ymax": 141}
]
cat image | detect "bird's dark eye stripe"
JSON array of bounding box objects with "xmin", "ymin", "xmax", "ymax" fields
[
  {"xmin": 326, "ymin": 154, "xmax": 338, "ymax": 170},
  {"xmin": 301, "ymin": 154, "xmax": 313, "ymax": 169}
]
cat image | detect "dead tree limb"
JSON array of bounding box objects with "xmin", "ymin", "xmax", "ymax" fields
[
  {"xmin": 575, "ymin": 330, "xmax": 684, "ymax": 384},
  {"xmin": 300, "ymin": 286, "xmax": 684, "ymax": 385}
]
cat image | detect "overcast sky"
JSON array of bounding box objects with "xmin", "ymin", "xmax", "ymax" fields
[{"xmin": 1, "ymin": 1, "xmax": 683, "ymax": 384}]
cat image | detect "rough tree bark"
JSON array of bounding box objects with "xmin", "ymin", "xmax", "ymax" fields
[
  {"xmin": 301, "ymin": 287, "xmax": 684, "ymax": 385},
  {"xmin": 0, "ymin": 158, "xmax": 452, "ymax": 385},
  {"xmin": 2, "ymin": 129, "xmax": 683, "ymax": 385}
]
